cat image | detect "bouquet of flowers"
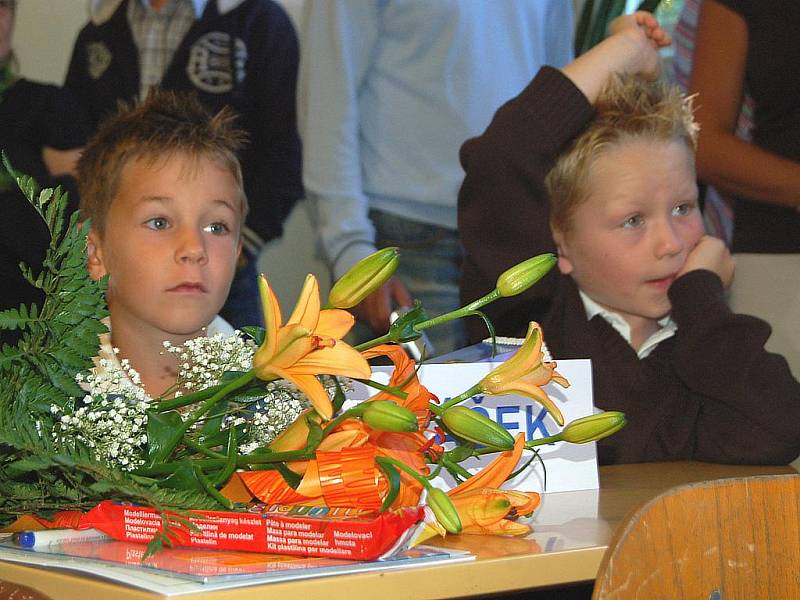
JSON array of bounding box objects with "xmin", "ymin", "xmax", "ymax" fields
[{"xmin": 0, "ymin": 164, "xmax": 625, "ymax": 555}]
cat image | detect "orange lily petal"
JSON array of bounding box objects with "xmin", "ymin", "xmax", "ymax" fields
[
  {"xmin": 291, "ymin": 342, "xmax": 371, "ymax": 379},
  {"xmin": 451, "ymin": 491, "xmax": 512, "ymax": 528},
  {"xmin": 489, "ymin": 380, "xmax": 564, "ymax": 426},
  {"xmin": 502, "ymin": 490, "xmax": 541, "ymax": 515},
  {"xmin": 268, "ymin": 409, "xmax": 317, "ymax": 452},
  {"xmin": 286, "ymin": 274, "xmax": 321, "ymax": 330},
  {"xmin": 220, "ymin": 472, "xmax": 256, "ymax": 503},
  {"xmin": 462, "ymin": 518, "xmax": 531, "ymax": 536},
  {"xmin": 257, "ymin": 274, "xmax": 282, "ymax": 358},
  {"xmin": 274, "ymin": 370, "xmax": 333, "ymax": 420},
  {"xmin": 484, "ymin": 323, "xmax": 542, "ymax": 384},
  {"xmin": 318, "ymin": 428, "xmax": 370, "ymax": 452},
  {"xmin": 254, "ymin": 324, "xmax": 315, "ymax": 373},
  {"xmin": 316, "ymin": 309, "xmax": 356, "ymax": 339},
  {"xmin": 237, "ymin": 470, "xmax": 319, "ymax": 504},
  {"xmin": 449, "ymin": 433, "xmax": 526, "ymax": 497}
]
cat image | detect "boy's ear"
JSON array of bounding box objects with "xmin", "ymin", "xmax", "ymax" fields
[
  {"xmin": 86, "ymin": 229, "xmax": 108, "ymax": 281},
  {"xmin": 552, "ymin": 228, "xmax": 574, "ymax": 276}
]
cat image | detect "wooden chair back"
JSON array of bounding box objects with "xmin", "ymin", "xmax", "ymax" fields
[{"xmin": 593, "ymin": 474, "xmax": 800, "ymax": 599}]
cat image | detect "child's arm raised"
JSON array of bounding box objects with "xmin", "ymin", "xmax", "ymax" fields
[
  {"xmin": 458, "ymin": 13, "xmax": 672, "ymax": 341},
  {"xmin": 563, "ymin": 11, "xmax": 670, "ymax": 103}
]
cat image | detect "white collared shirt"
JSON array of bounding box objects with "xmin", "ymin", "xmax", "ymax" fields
[{"xmin": 578, "ymin": 291, "xmax": 677, "ymax": 359}]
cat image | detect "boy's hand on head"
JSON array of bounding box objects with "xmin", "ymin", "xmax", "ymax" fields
[
  {"xmin": 678, "ymin": 235, "xmax": 736, "ymax": 289},
  {"xmin": 610, "ymin": 11, "xmax": 672, "ymax": 49},
  {"xmin": 608, "ymin": 11, "xmax": 671, "ymax": 81},
  {"xmin": 562, "ymin": 11, "xmax": 670, "ymax": 106}
]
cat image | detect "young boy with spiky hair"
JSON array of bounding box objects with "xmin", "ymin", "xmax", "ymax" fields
[
  {"xmin": 459, "ymin": 14, "xmax": 800, "ymax": 465},
  {"xmin": 78, "ymin": 90, "xmax": 247, "ymax": 398}
]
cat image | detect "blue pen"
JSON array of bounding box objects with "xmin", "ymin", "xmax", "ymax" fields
[{"xmin": 13, "ymin": 528, "xmax": 110, "ymax": 548}]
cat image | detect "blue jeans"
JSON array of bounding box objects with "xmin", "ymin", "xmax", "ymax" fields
[
  {"xmin": 370, "ymin": 210, "xmax": 467, "ymax": 356},
  {"xmin": 219, "ymin": 249, "xmax": 263, "ymax": 329}
]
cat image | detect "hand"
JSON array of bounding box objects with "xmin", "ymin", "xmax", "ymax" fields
[
  {"xmin": 678, "ymin": 235, "xmax": 735, "ymax": 288},
  {"xmin": 42, "ymin": 146, "xmax": 83, "ymax": 178},
  {"xmin": 562, "ymin": 11, "xmax": 671, "ymax": 102},
  {"xmin": 610, "ymin": 11, "xmax": 672, "ymax": 47},
  {"xmin": 609, "ymin": 11, "xmax": 671, "ymax": 81},
  {"xmin": 352, "ymin": 276, "xmax": 414, "ymax": 333}
]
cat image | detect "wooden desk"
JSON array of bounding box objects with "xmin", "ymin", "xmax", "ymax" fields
[{"xmin": 0, "ymin": 462, "xmax": 794, "ymax": 599}]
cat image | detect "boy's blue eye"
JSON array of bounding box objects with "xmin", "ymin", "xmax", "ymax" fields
[
  {"xmin": 622, "ymin": 215, "xmax": 644, "ymax": 229},
  {"xmin": 673, "ymin": 203, "xmax": 694, "ymax": 216},
  {"xmin": 145, "ymin": 217, "xmax": 169, "ymax": 230},
  {"xmin": 204, "ymin": 222, "xmax": 230, "ymax": 235}
]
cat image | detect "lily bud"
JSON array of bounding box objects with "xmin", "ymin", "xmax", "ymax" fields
[
  {"xmin": 441, "ymin": 406, "xmax": 515, "ymax": 451},
  {"xmin": 427, "ymin": 487, "xmax": 462, "ymax": 534},
  {"xmin": 496, "ymin": 253, "xmax": 557, "ymax": 298},
  {"xmin": 328, "ymin": 247, "xmax": 400, "ymax": 308},
  {"xmin": 362, "ymin": 400, "xmax": 419, "ymax": 433},
  {"xmin": 560, "ymin": 411, "xmax": 626, "ymax": 444}
]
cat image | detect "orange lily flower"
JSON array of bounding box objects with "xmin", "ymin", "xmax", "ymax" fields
[
  {"xmin": 448, "ymin": 434, "xmax": 539, "ymax": 534},
  {"xmin": 361, "ymin": 344, "xmax": 442, "ymax": 507},
  {"xmin": 449, "ymin": 488, "xmax": 539, "ymax": 535},
  {"xmin": 230, "ymin": 343, "xmax": 439, "ymax": 509},
  {"xmin": 480, "ymin": 322, "xmax": 569, "ymax": 426},
  {"xmin": 413, "ymin": 434, "xmax": 539, "ymax": 543},
  {"xmin": 253, "ymin": 274, "xmax": 371, "ymax": 419}
]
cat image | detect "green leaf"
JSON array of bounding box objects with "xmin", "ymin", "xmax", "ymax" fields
[
  {"xmin": 241, "ymin": 326, "xmax": 265, "ymax": 346},
  {"xmin": 146, "ymin": 411, "xmax": 186, "ymax": 465},
  {"xmin": 388, "ymin": 300, "xmax": 427, "ymax": 343},
  {"xmin": 159, "ymin": 460, "xmax": 203, "ymax": 492},
  {"xmin": 377, "ymin": 460, "xmax": 400, "ymax": 512}
]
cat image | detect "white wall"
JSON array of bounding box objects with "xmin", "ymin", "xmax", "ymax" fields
[{"xmin": 13, "ymin": 1, "xmax": 89, "ymax": 84}]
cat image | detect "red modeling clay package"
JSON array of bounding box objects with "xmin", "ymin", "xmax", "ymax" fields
[{"xmin": 78, "ymin": 501, "xmax": 425, "ymax": 560}]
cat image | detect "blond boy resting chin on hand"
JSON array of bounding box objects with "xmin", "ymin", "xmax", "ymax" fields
[
  {"xmin": 458, "ymin": 13, "xmax": 800, "ymax": 465},
  {"xmin": 78, "ymin": 92, "xmax": 247, "ymax": 398}
]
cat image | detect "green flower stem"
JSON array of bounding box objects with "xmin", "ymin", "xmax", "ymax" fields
[
  {"xmin": 375, "ymin": 456, "xmax": 433, "ymax": 491},
  {"xmin": 319, "ymin": 406, "xmax": 363, "ymax": 439},
  {"xmin": 193, "ymin": 465, "xmax": 233, "ymax": 510},
  {"xmin": 137, "ymin": 448, "xmax": 316, "ymax": 476},
  {"xmin": 354, "ymin": 333, "xmax": 393, "ymax": 352},
  {"xmin": 433, "ymin": 383, "xmax": 483, "ymax": 414},
  {"xmin": 183, "ymin": 371, "xmax": 255, "ymax": 431},
  {"xmin": 468, "ymin": 434, "xmax": 562, "ymax": 457},
  {"xmin": 183, "ymin": 436, "xmax": 226, "ymax": 459},
  {"xmin": 155, "ymin": 382, "xmax": 226, "ymax": 412},
  {"xmin": 438, "ymin": 455, "xmax": 473, "ymax": 480},
  {"xmin": 355, "ymin": 378, "xmax": 408, "ymax": 400},
  {"xmin": 414, "ymin": 289, "xmax": 501, "ymax": 332},
  {"xmin": 153, "ymin": 371, "xmax": 256, "ymax": 464},
  {"xmin": 525, "ymin": 434, "xmax": 563, "ymax": 448}
]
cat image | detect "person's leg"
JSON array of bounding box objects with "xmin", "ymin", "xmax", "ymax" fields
[
  {"xmin": 371, "ymin": 210, "xmax": 468, "ymax": 357},
  {"xmin": 219, "ymin": 249, "xmax": 263, "ymax": 329}
]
